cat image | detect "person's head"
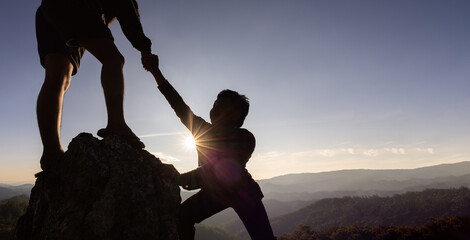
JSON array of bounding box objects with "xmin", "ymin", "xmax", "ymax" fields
[{"xmin": 210, "ymin": 89, "xmax": 249, "ymax": 128}]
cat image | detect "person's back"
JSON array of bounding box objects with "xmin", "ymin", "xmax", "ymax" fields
[{"xmin": 191, "ymin": 125, "xmax": 258, "ymax": 202}]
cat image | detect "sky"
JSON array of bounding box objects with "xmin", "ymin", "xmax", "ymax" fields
[{"xmin": 1, "ymin": 0, "xmax": 470, "ymax": 184}]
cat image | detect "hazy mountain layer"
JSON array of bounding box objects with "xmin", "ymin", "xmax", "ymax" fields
[{"xmin": 258, "ymin": 161, "xmax": 470, "ymax": 201}]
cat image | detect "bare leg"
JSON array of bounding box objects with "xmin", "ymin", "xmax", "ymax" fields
[
  {"xmin": 37, "ymin": 53, "xmax": 73, "ymax": 171},
  {"xmin": 75, "ymin": 37, "xmax": 143, "ymax": 147}
]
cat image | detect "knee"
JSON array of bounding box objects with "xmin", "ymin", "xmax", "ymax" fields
[
  {"xmin": 114, "ymin": 52, "xmax": 125, "ymax": 68},
  {"xmin": 43, "ymin": 56, "xmax": 73, "ymax": 92},
  {"xmin": 62, "ymin": 76, "xmax": 71, "ymax": 91},
  {"xmin": 42, "ymin": 76, "xmax": 71, "ymax": 94},
  {"xmin": 102, "ymin": 52, "xmax": 125, "ymax": 68},
  {"xmin": 44, "ymin": 70, "xmax": 71, "ymax": 91}
]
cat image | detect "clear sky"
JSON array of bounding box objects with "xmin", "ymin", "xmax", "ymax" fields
[{"xmin": 1, "ymin": 0, "xmax": 470, "ymax": 184}]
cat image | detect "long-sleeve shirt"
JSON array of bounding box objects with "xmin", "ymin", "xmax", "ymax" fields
[{"xmin": 158, "ymin": 80, "xmax": 262, "ymax": 202}]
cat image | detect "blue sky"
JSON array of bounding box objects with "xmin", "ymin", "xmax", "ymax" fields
[{"xmin": 1, "ymin": 0, "xmax": 470, "ymax": 184}]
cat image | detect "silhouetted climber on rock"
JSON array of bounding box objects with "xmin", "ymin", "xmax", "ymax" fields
[
  {"xmin": 143, "ymin": 55, "xmax": 276, "ymax": 240},
  {"xmin": 35, "ymin": 0, "xmax": 153, "ymax": 175}
]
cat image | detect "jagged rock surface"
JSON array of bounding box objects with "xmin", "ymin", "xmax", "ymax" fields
[{"xmin": 15, "ymin": 133, "xmax": 181, "ymax": 240}]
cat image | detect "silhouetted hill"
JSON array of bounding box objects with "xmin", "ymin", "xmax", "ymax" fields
[
  {"xmin": 3, "ymin": 161, "xmax": 470, "ymax": 239},
  {"xmin": 277, "ymin": 216, "xmax": 470, "ymax": 240},
  {"xmin": 0, "ymin": 185, "xmax": 33, "ymax": 201},
  {"xmin": 258, "ymin": 161, "xmax": 470, "ymax": 201},
  {"xmin": 195, "ymin": 225, "xmax": 236, "ymax": 240},
  {"xmin": 184, "ymin": 162, "xmax": 470, "ymax": 232},
  {"xmin": 0, "ymin": 195, "xmax": 28, "ymax": 239},
  {"xmin": 270, "ymin": 187, "xmax": 470, "ymax": 234},
  {"xmin": 200, "ymin": 198, "xmax": 311, "ymax": 227},
  {"xmin": 181, "ymin": 162, "xmax": 470, "ymax": 239},
  {"xmin": 4, "ymin": 161, "xmax": 469, "ymax": 202}
]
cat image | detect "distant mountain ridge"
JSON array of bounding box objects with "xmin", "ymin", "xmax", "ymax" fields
[
  {"xmin": 0, "ymin": 184, "xmax": 33, "ymax": 201},
  {"xmin": 2, "ymin": 161, "xmax": 470, "ymax": 240},
  {"xmin": 197, "ymin": 161, "xmax": 470, "ymax": 239},
  {"xmin": 3, "ymin": 161, "xmax": 470, "ymax": 202},
  {"xmin": 222, "ymin": 187, "xmax": 470, "ymax": 239},
  {"xmin": 258, "ymin": 161, "xmax": 470, "ymax": 201},
  {"xmin": 270, "ymin": 187, "xmax": 470, "ymax": 234}
]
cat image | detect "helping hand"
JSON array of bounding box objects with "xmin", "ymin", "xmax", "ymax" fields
[{"xmin": 141, "ymin": 51, "xmax": 159, "ymax": 73}]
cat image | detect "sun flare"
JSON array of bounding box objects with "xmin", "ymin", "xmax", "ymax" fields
[{"xmin": 184, "ymin": 136, "xmax": 196, "ymax": 151}]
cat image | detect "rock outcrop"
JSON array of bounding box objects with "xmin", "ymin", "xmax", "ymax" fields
[{"xmin": 15, "ymin": 133, "xmax": 181, "ymax": 240}]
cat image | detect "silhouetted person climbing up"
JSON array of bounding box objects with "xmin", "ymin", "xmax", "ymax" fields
[
  {"xmin": 144, "ymin": 55, "xmax": 276, "ymax": 240},
  {"xmin": 35, "ymin": 0, "xmax": 153, "ymax": 175}
]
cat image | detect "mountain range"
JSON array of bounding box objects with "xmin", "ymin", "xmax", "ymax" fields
[
  {"xmin": 195, "ymin": 161, "xmax": 470, "ymax": 238},
  {"xmin": 0, "ymin": 184, "xmax": 33, "ymax": 201},
  {"xmin": 258, "ymin": 161, "xmax": 470, "ymax": 201},
  {"xmin": 270, "ymin": 187, "xmax": 470, "ymax": 234},
  {"xmin": 4, "ymin": 161, "xmax": 469, "ymax": 202},
  {"xmin": 2, "ymin": 161, "xmax": 470, "ymax": 239}
]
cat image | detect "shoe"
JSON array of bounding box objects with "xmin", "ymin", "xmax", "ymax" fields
[
  {"xmin": 38, "ymin": 150, "xmax": 64, "ymax": 178},
  {"xmin": 97, "ymin": 128, "xmax": 145, "ymax": 149}
]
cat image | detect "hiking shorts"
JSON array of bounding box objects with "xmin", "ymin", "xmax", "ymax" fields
[{"xmin": 35, "ymin": 0, "xmax": 113, "ymax": 75}]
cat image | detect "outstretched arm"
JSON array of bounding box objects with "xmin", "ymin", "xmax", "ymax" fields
[
  {"xmin": 143, "ymin": 55, "xmax": 166, "ymax": 86},
  {"xmin": 143, "ymin": 55, "xmax": 210, "ymax": 136}
]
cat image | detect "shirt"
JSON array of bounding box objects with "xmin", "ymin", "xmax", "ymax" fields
[{"xmin": 158, "ymin": 80, "xmax": 259, "ymax": 200}]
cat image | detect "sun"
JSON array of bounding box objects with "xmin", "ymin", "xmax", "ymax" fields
[{"xmin": 183, "ymin": 135, "xmax": 196, "ymax": 151}]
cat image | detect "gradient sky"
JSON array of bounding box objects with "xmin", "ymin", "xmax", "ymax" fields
[{"xmin": 1, "ymin": 0, "xmax": 470, "ymax": 184}]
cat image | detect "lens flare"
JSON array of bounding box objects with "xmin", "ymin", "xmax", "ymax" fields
[{"xmin": 184, "ymin": 136, "xmax": 196, "ymax": 151}]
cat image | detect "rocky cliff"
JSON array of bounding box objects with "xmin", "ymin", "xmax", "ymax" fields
[{"xmin": 15, "ymin": 133, "xmax": 181, "ymax": 240}]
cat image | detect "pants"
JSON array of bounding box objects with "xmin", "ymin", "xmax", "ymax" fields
[{"xmin": 180, "ymin": 189, "xmax": 276, "ymax": 240}]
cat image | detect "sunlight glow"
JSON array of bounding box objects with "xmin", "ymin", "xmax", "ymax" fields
[{"xmin": 184, "ymin": 136, "xmax": 196, "ymax": 151}]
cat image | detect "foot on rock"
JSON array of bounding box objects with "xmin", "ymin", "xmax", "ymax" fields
[
  {"xmin": 38, "ymin": 149, "xmax": 64, "ymax": 178},
  {"xmin": 97, "ymin": 128, "xmax": 145, "ymax": 149}
]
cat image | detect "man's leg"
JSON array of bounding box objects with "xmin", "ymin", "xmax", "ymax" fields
[
  {"xmin": 180, "ymin": 190, "xmax": 228, "ymax": 240},
  {"xmin": 37, "ymin": 53, "xmax": 73, "ymax": 171},
  {"xmin": 234, "ymin": 200, "xmax": 276, "ymax": 240},
  {"xmin": 74, "ymin": 37, "xmax": 143, "ymax": 147}
]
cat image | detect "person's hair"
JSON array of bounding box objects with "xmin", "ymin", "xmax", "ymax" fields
[{"xmin": 217, "ymin": 89, "xmax": 249, "ymax": 127}]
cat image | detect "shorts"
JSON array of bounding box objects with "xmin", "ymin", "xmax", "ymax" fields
[{"xmin": 35, "ymin": 0, "xmax": 113, "ymax": 75}]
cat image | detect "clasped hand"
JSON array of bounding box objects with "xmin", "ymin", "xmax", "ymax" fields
[{"xmin": 141, "ymin": 51, "xmax": 159, "ymax": 73}]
